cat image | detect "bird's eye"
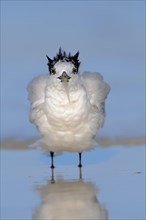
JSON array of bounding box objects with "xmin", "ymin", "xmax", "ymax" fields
[
  {"xmin": 51, "ymin": 68, "xmax": 56, "ymax": 75},
  {"xmin": 72, "ymin": 68, "xmax": 77, "ymax": 74}
]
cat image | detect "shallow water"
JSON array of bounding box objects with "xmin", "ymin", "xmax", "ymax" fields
[{"xmin": 1, "ymin": 145, "xmax": 145, "ymax": 220}]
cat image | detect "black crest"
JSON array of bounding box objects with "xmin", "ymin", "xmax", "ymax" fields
[{"xmin": 46, "ymin": 48, "xmax": 80, "ymax": 74}]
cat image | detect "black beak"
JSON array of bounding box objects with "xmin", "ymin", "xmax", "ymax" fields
[{"xmin": 58, "ymin": 71, "xmax": 71, "ymax": 82}]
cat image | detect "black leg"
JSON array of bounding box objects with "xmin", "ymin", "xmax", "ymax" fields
[
  {"xmin": 78, "ymin": 152, "xmax": 82, "ymax": 167},
  {"xmin": 50, "ymin": 151, "xmax": 55, "ymax": 169}
]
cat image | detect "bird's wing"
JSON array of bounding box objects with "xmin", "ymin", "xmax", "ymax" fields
[
  {"xmin": 27, "ymin": 74, "xmax": 48, "ymax": 123},
  {"xmin": 81, "ymin": 72, "xmax": 110, "ymax": 127}
]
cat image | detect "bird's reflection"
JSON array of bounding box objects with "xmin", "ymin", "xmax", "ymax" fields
[{"xmin": 32, "ymin": 168, "xmax": 108, "ymax": 220}]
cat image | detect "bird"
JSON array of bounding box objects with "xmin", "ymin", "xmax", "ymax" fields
[{"xmin": 27, "ymin": 48, "xmax": 110, "ymax": 168}]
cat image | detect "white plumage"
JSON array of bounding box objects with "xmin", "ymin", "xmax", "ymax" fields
[{"xmin": 27, "ymin": 49, "xmax": 110, "ymax": 153}]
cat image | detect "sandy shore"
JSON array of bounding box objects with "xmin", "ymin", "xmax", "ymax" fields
[{"xmin": 1, "ymin": 136, "xmax": 145, "ymax": 150}]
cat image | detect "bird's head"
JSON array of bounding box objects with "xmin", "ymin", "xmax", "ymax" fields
[{"xmin": 46, "ymin": 48, "xmax": 80, "ymax": 83}]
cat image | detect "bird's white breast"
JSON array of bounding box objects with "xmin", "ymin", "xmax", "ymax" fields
[
  {"xmin": 45, "ymin": 79, "xmax": 90, "ymax": 129},
  {"xmin": 39, "ymin": 77, "xmax": 99, "ymax": 152}
]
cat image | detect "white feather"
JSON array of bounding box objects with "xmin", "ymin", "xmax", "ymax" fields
[
  {"xmin": 81, "ymin": 72, "xmax": 111, "ymax": 128},
  {"xmin": 27, "ymin": 68, "xmax": 110, "ymax": 152}
]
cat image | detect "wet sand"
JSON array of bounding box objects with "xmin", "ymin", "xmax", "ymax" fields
[
  {"xmin": 1, "ymin": 137, "xmax": 145, "ymax": 220},
  {"xmin": 1, "ymin": 136, "xmax": 145, "ymax": 150}
]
